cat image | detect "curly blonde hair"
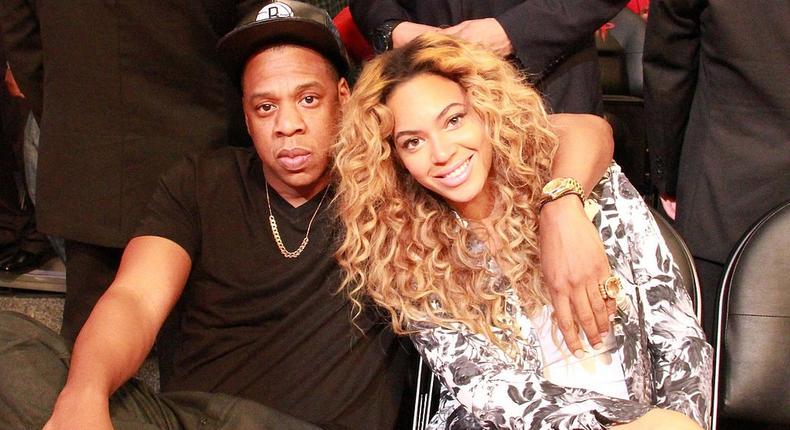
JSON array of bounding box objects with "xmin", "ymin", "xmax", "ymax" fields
[{"xmin": 334, "ymin": 33, "xmax": 558, "ymax": 355}]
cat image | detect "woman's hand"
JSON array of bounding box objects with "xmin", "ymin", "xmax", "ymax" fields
[
  {"xmin": 611, "ymin": 408, "xmax": 703, "ymax": 430},
  {"xmin": 539, "ymin": 196, "xmax": 613, "ymax": 357}
]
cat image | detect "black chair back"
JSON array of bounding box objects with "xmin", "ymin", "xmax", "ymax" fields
[{"xmin": 712, "ymin": 200, "xmax": 790, "ymax": 428}]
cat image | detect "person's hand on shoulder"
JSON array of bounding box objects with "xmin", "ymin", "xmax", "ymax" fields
[
  {"xmin": 43, "ymin": 385, "xmax": 113, "ymax": 430},
  {"xmin": 439, "ymin": 18, "xmax": 514, "ymax": 57},
  {"xmin": 392, "ymin": 22, "xmax": 440, "ymax": 48},
  {"xmin": 539, "ymin": 195, "xmax": 613, "ymax": 357}
]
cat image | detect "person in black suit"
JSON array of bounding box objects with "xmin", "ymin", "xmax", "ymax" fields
[
  {"xmin": 0, "ymin": 1, "xmax": 254, "ymax": 342},
  {"xmin": 644, "ymin": 0, "xmax": 790, "ymax": 339},
  {"xmin": 0, "ymin": 34, "xmax": 51, "ymax": 273},
  {"xmin": 0, "ymin": 46, "xmax": 31, "ymax": 265},
  {"xmin": 350, "ymin": 0, "xmax": 628, "ymax": 115}
]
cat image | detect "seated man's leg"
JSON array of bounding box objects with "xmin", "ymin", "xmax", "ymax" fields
[
  {"xmin": 0, "ymin": 311, "xmax": 70, "ymax": 429},
  {"xmin": 0, "ymin": 312, "xmax": 321, "ymax": 430},
  {"xmin": 161, "ymin": 392, "xmax": 323, "ymax": 430},
  {"xmin": 0, "ymin": 311, "xmax": 179, "ymax": 429}
]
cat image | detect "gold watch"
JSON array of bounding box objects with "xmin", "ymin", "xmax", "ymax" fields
[{"xmin": 539, "ymin": 177, "xmax": 584, "ymax": 209}]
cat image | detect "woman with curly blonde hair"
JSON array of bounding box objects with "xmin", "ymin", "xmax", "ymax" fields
[{"xmin": 334, "ymin": 33, "xmax": 711, "ymax": 430}]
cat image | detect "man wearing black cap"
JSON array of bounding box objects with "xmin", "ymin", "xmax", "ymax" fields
[
  {"xmin": 0, "ymin": 0, "xmax": 258, "ymax": 345},
  {"xmin": 0, "ymin": 1, "xmax": 616, "ymax": 429},
  {"xmin": 2, "ymin": 3, "xmax": 409, "ymax": 428}
]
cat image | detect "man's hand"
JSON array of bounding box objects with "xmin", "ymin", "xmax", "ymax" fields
[
  {"xmin": 439, "ymin": 18, "xmax": 514, "ymax": 57},
  {"xmin": 540, "ymin": 196, "xmax": 612, "ymax": 357},
  {"xmin": 43, "ymin": 386, "xmax": 113, "ymax": 430},
  {"xmin": 392, "ymin": 22, "xmax": 440, "ymax": 49},
  {"xmin": 660, "ymin": 194, "xmax": 677, "ymax": 220}
]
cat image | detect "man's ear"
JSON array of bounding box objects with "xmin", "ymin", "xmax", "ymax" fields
[{"xmin": 337, "ymin": 78, "xmax": 351, "ymax": 105}]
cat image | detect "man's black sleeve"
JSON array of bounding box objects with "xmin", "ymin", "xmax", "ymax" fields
[
  {"xmin": 134, "ymin": 155, "xmax": 202, "ymax": 261},
  {"xmin": 349, "ymin": 0, "xmax": 412, "ymax": 42},
  {"xmin": 0, "ymin": 0, "xmax": 44, "ymax": 120},
  {"xmin": 644, "ymin": 0, "xmax": 706, "ymax": 196},
  {"xmin": 351, "ymin": 0, "xmax": 627, "ymax": 80},
  {"xmin": 495, "ymin": 0, "xmax": 627, "ymax": 79}
]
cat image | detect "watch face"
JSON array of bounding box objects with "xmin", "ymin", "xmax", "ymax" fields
[
  {"xmin": 374, "ymin": 21, "xmax": 399, "ymax": 52},
  {"xmin": 544, "ymin": 178, "xmax": 569, "ymax": 194}
]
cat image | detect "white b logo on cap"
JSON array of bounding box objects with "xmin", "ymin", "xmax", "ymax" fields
[{"xmin": 256, "ymin": 2, "xmax": 294, "ymax": 22}]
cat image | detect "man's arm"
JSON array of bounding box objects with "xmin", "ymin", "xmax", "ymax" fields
[
  {"xmin": 541, "ymin": 114, "xmax": 614, "ymax": 356},
  {"xmin": 494, "ymin": 0, "xmax": 627, "ymax": 78},
  {"xmin": 351, "ymin": 0, "xmax": 627, "ymax": 77},
  {"xmin": 348, "ymin": 0, "xmax": 411, "ymax": 42},
  {"xmin": 349, "ymin": 0, "xmax": 439, "ymax": 51},
  {"xmin": 43, "ymin": 236, "xmax": 191, "ymax": 430},
  {"xmin": 439, "ymin": 18, "xmax": 514, "ymax": 57},
  {"xmin": 644, "ymin": 0, "xmax": 704, "ymax": 203},
  {"xmin": 0, "ymin": 0, "xmax": 44, "ymax": 119}
]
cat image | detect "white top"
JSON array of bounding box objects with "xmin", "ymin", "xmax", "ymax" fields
[{"xmin": 526, "ymin": 305, "xmax": 630, "ymax": 400}]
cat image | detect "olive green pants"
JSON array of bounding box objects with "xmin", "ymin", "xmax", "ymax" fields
[{"xmin": 0, "ymin": 311, "xmax": 321, "ymax": 430}]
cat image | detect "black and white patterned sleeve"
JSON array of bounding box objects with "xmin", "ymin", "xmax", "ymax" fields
[
  {"xmin": 409, "ymin": 322, "xmax": 650, "ymax": 430},
  {"xmin": 600, "ymin": 164, "xmax": 713, "ymax": 429}
]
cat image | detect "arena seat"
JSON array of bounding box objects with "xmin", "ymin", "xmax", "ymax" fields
[{"xmin": 712, "ymin": 200, "xmax": 790, "ymax": 429}]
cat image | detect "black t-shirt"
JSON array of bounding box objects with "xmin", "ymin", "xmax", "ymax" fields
[{"xmin": 135, "ymin": 147, "xmax": 411, "ymax": 429}]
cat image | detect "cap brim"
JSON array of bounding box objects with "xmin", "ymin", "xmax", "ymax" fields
[{"xmin": 218, "ymin": 18, "xmax": 349, "ymax": 80}]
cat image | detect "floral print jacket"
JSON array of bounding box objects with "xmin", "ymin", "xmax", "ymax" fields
[{"xmin": 410, "ymin": 164, "xmax": 713, "ymax": 430}]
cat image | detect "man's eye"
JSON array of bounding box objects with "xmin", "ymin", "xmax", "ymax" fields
[
  {"xmin": 302, "ymin": 95, "xmax": 318, "ymax": 105},
  {"xmin": 257, "ymin": 103, "xmax": 275, "ymax": 113}
]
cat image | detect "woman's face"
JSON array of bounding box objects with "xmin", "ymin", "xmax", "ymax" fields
[{"xmin": 386, "ymin": 73, "xmax": 493, "ymax": 218}]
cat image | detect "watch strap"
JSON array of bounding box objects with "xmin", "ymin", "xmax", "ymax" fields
[{"xmin": 373, "ymin": 20, "xmax": 402, "ymax": 53}]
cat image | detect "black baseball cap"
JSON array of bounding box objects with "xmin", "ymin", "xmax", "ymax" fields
[{"xmin": 217, "ymin": 0, "xmax": 351, "ymax": 80}]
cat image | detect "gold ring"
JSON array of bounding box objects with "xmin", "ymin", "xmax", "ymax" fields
[{"xmin": 599, "ymin": 275, "xmax": 621, "ymax": 300}]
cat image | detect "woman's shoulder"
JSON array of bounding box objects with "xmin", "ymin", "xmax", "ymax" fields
[{"xmin": 592, "ymin": 162, "xmax": 644, "ymax": 207}]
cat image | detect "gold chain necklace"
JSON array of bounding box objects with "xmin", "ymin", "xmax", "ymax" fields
[{"xmin": 265, "ymin": 182, "xmax": 330, "ymax": 258}]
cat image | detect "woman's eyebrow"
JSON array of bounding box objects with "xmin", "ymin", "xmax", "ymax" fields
[{"xmin": 393, "ymin": 102, "xmax": 464, "ymax": 141}]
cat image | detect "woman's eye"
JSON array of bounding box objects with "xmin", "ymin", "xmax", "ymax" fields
[
  {"xmin": 403, "ymin": 137, "xmax": 422, "ymax": 150},
  {"xmin": 447, "ymin": 114, "xmax": 464, "ymax": 128}
]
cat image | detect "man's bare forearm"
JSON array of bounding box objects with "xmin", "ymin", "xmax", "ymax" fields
[
  {"xmin": 62, "ymin": 287, "xmax": 164, "ymax": 398},
  {"xmin": 44, "ymin": 280, "xmax": 176, "ymax": 430},
  {"xmin": 549, "ymin": 113, "xmax": 614, "ymax": 194},
  {"xmin": 539, "ymin": 114, "xmax": 615, "ymax": 355},
  {"xmin": 48, "ymin": 236, "xmax": 190, "ymax": 426}
]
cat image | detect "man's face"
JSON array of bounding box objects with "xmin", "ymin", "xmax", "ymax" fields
[{"xmin": 242, "ymin": 45, "xmax": 350, "ymax": 201}]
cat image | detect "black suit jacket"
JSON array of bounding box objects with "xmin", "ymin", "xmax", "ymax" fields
[
  {"xmin": 350, "ymin": 0, "xmax": 628, "ymax": 114},
  {"xmin": 644, "ymin": 0, "xmax": 790, "ymax": 263},
  {"xmin": 0, "ymin": 0, "xmax": 255, "ymax": 247}
]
